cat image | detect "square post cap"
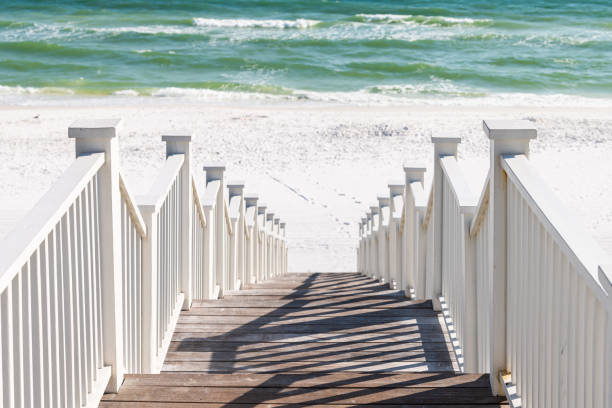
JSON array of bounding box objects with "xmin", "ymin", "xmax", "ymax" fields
[
  {"xmin": 388, "ymin": 181, "xmax": 404, "ymax": 196},
  {"xmin": 431, "ymin": 137, "xmax": 460, "ymax": 156},
  {"xmin": 162, "ymin": 134, "xmax": 192, "ymax": 142},
  {"xmin": 204, "ymin": 162, "xmax": 226, "ymax": 182},
  {"xmin": 403, "ymin": 166, "xmax": 426, "ymax": 183},
  {"xmin": 273, "ymin": 218, "xmax": 280, "ymax": 225},
  {"xmin": 431, "ymin": 136, "xmax": 461, "ymax": 144},
  {"xmin": 244, "ymin": 193, "xmax": 259, "ymax": 206},
  {"xmin": 266, "ymin": 212, "xmax": 275, "ymax": 219},
  {"xmin": 483, "ymin": 120, "xmax": 537, "ymax": 140},
  {"xmin": 366, "ymin": 213, "xmax": 372, "ymax": 220},
  {"xmin": 227, "ymin": 180, "xmax": 245, "ymax": 197},
  {"xmin": 227, "ymin": 180, "xmax": 245, "ymax": 188},
  {"xmin": 377, "ymin": 196, "xmax": 390, "ymax": 206},
  {"xmin": 69, "ymin": 118, "xmax": 122, "ymax": 139},
  {"xmin": 203, "ymin": 162, "xmax": 226, "ymax": 172},
  {"xmin": 280, "ymin": 222, "xmax": 286, "ymax": 228},
  {"xmin": 257, "ymin": 203, "xmax": 267, "ymax": 213},
  {"xmin": 369, "ymin": 205, "xmax": 379, "ymax": 214}
]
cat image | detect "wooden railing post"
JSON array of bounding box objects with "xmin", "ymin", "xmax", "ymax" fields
[
  {"xmin": 68, "ymin": 119, "xmax": 124, "ymax": 392},
  {"xmin": 266, "ymin": 212, "xmax": 274, "ymax": 279},
  {"xmin": 162, "ymin": 135, "xmax": 192, "ymax": 310},
  {"xmin": 358, "ymin": 219, "xmax": 365, "ymax": 274},
  {"xmin": 203, "ymin": 163, "xmax": 226, "ymax": 297},
  {"xmin": 403, "ymin": 167, "xmax": 426, "ymax": 298},
  {"xmin": 599, "ymin": 264, "xmax": 612, "ymax": 407},
  {"xmin": 257, "ymin": 204, "xmax": 267, "ymax": 282},
  {"xmin": 357, "ymin": 217, "xmax": 368, "ymax": 274},
  {"xmin": 244, "ymin": 194, "xmax": 259, "ymax": 284},
  {"xmin": 227, "ymin": 181, "xmax": 245, "ymax": 289},
  {"xmin": 369, "ymin": 205, "xmax": 379, "ymax": 280},
  {"xmin": 273, "ymin": 217, "xmax": 281, "ymax": 277},
  {"xmin": 365, "ymin": 213, "xmax": 372, "ymax": 277},
  {"xmin": 377, "ymin": 196, "xmax": 390, "ymax": 285},
  {"xmin": 280, "ymin": 222, "xmax": 287, "ymax": 274},
  {"xmin": 388, "ymin": 182, "xmax": 404, "ymax": 292},
  {"xmin": 483, "ymin": 119, "xmax": 536, "ymax": 394},
  {"xmin": 431, "ymin": 137, "xmax": 460, "ymax": 310}
]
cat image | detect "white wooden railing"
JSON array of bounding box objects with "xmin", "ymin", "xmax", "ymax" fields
[
  {"xmin": 0, "ymin": 119, "xmax": 288, "ymax": 408},
  {"xmin": 357, "ymin": 120, "xmax": 611, "ymax": 407}
]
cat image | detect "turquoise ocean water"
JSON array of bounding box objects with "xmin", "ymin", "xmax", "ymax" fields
[{"xmin": 1, "ymin": 0, "xmax": 612, "ymax": 103}]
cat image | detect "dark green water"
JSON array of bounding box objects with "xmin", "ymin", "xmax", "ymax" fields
[{"xmin": 1, "ymin": 0, "xmax": 611, "ymax": 102}]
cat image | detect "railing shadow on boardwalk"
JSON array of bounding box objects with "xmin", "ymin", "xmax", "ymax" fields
[{"xmin": 170, "ymin": 273, "xmax": 495, "ymax": 407}]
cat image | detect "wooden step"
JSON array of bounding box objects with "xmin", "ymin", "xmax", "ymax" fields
[{"xmin": 100, "ymin": 273, "xmax": 506, "ymax": 406}]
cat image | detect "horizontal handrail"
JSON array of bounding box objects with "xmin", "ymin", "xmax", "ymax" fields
[
  {"xmin": 138, "ymin": 154, "xmax": 184, "ymax": 212},
  {"xmin": 502, "ymin": 154, "xmax": 612, "ymax": 296},
  {"xmin": 0, "ymin": 153, "xmax": 104, "ymax": 292},
  {"xmin": 119, "ymin": 172, "xmax": 147, "ymax": 237}
]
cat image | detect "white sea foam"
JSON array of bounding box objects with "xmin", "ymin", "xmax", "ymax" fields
[
  {"xmin": 91, "ymin": 25, "xmax": 199, "ymax": 35},
  {"xmin": 0, "ymin": 85, "xmax": 74, "ymax": 95},
  {"xmin": 192, "ymin": 18, "xmax": 320, "ymax": 29},
  {"xmin": 355, "ymin": 14, "xmax": 491, "ymax": 26},
  {"xmin": 113, "ymin": 89, "xmax": 140, "ymax": 96},
  {"xmin": 147, "ymin": 86, "xmax": 612, "ymax": 108},
  {"xmin": 2, "ymin": 84, "xmax": 612, "ymax": 109}
]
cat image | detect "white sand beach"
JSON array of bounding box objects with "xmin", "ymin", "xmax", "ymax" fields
[{"xmin": 1, "ymin": 100, "xmax": 611, "ymax": 271}]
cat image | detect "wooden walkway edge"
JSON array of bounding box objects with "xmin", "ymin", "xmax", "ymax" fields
[{"xmin": 101, "ymin": 272, "xmax": 508, "ymax": 406}]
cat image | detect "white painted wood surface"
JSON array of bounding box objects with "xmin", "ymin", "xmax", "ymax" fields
[
  {"xmin": 357, "ymin": 119, "xmax": 611, "ymax": 407},
  {"xmin": 0, "ymin": 120, "xmax": 288, "ymax": 407}
]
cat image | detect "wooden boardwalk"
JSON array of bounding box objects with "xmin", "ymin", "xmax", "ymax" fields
[{"xmin": 101, "ymin": 272, "xmax": 508, "ymax": 406}]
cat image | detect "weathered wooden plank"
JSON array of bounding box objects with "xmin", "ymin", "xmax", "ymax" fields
[
  {"xmin": 102, "ymin": 385, "xmax": 504, "ymax": 404},
  {"xmin": 177, "ymin": 314, "xmax": 442, "ymax": 325},
  {"xmin": 222, "ymin": 293, "xmax": 407, "ymax": 301},
  {"xmin": 191, "ymin": 299, "xmax": 433, "ymax": 309},
  {"xmin": 170, "ymin": 331, "xmax": 448, "ymax": 343},
  {"xmin": 163, "ymin": 350, "xmax": 455, "ymax": 363},
  {"xmin": 242, "ymin": 280, "xmax": 387, "ymax": 290},
  {"xmin": 167, "ymin": 340, "xmax": 455, "ymax": 353},
  {"xmin": 224, "ymin": 288, "xmax": 404, "ymax": 296},
  {"xmin": 120, "ymin": 372, "xmax": 491, "ymax": 389},
  {"xmin": 161, "ymin": 360, "xmax": 456, "ymax": 373},
  {"xmin": 182, "ymin": 307, "xmax": 438, "ymax": 317},
  {"xmin": 172, "ymin": 325, "xmax": 448, "ymax": 336},
  {"xmin": 101, "ymin": 402, "xmax": 509, "ymax": 407}
]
